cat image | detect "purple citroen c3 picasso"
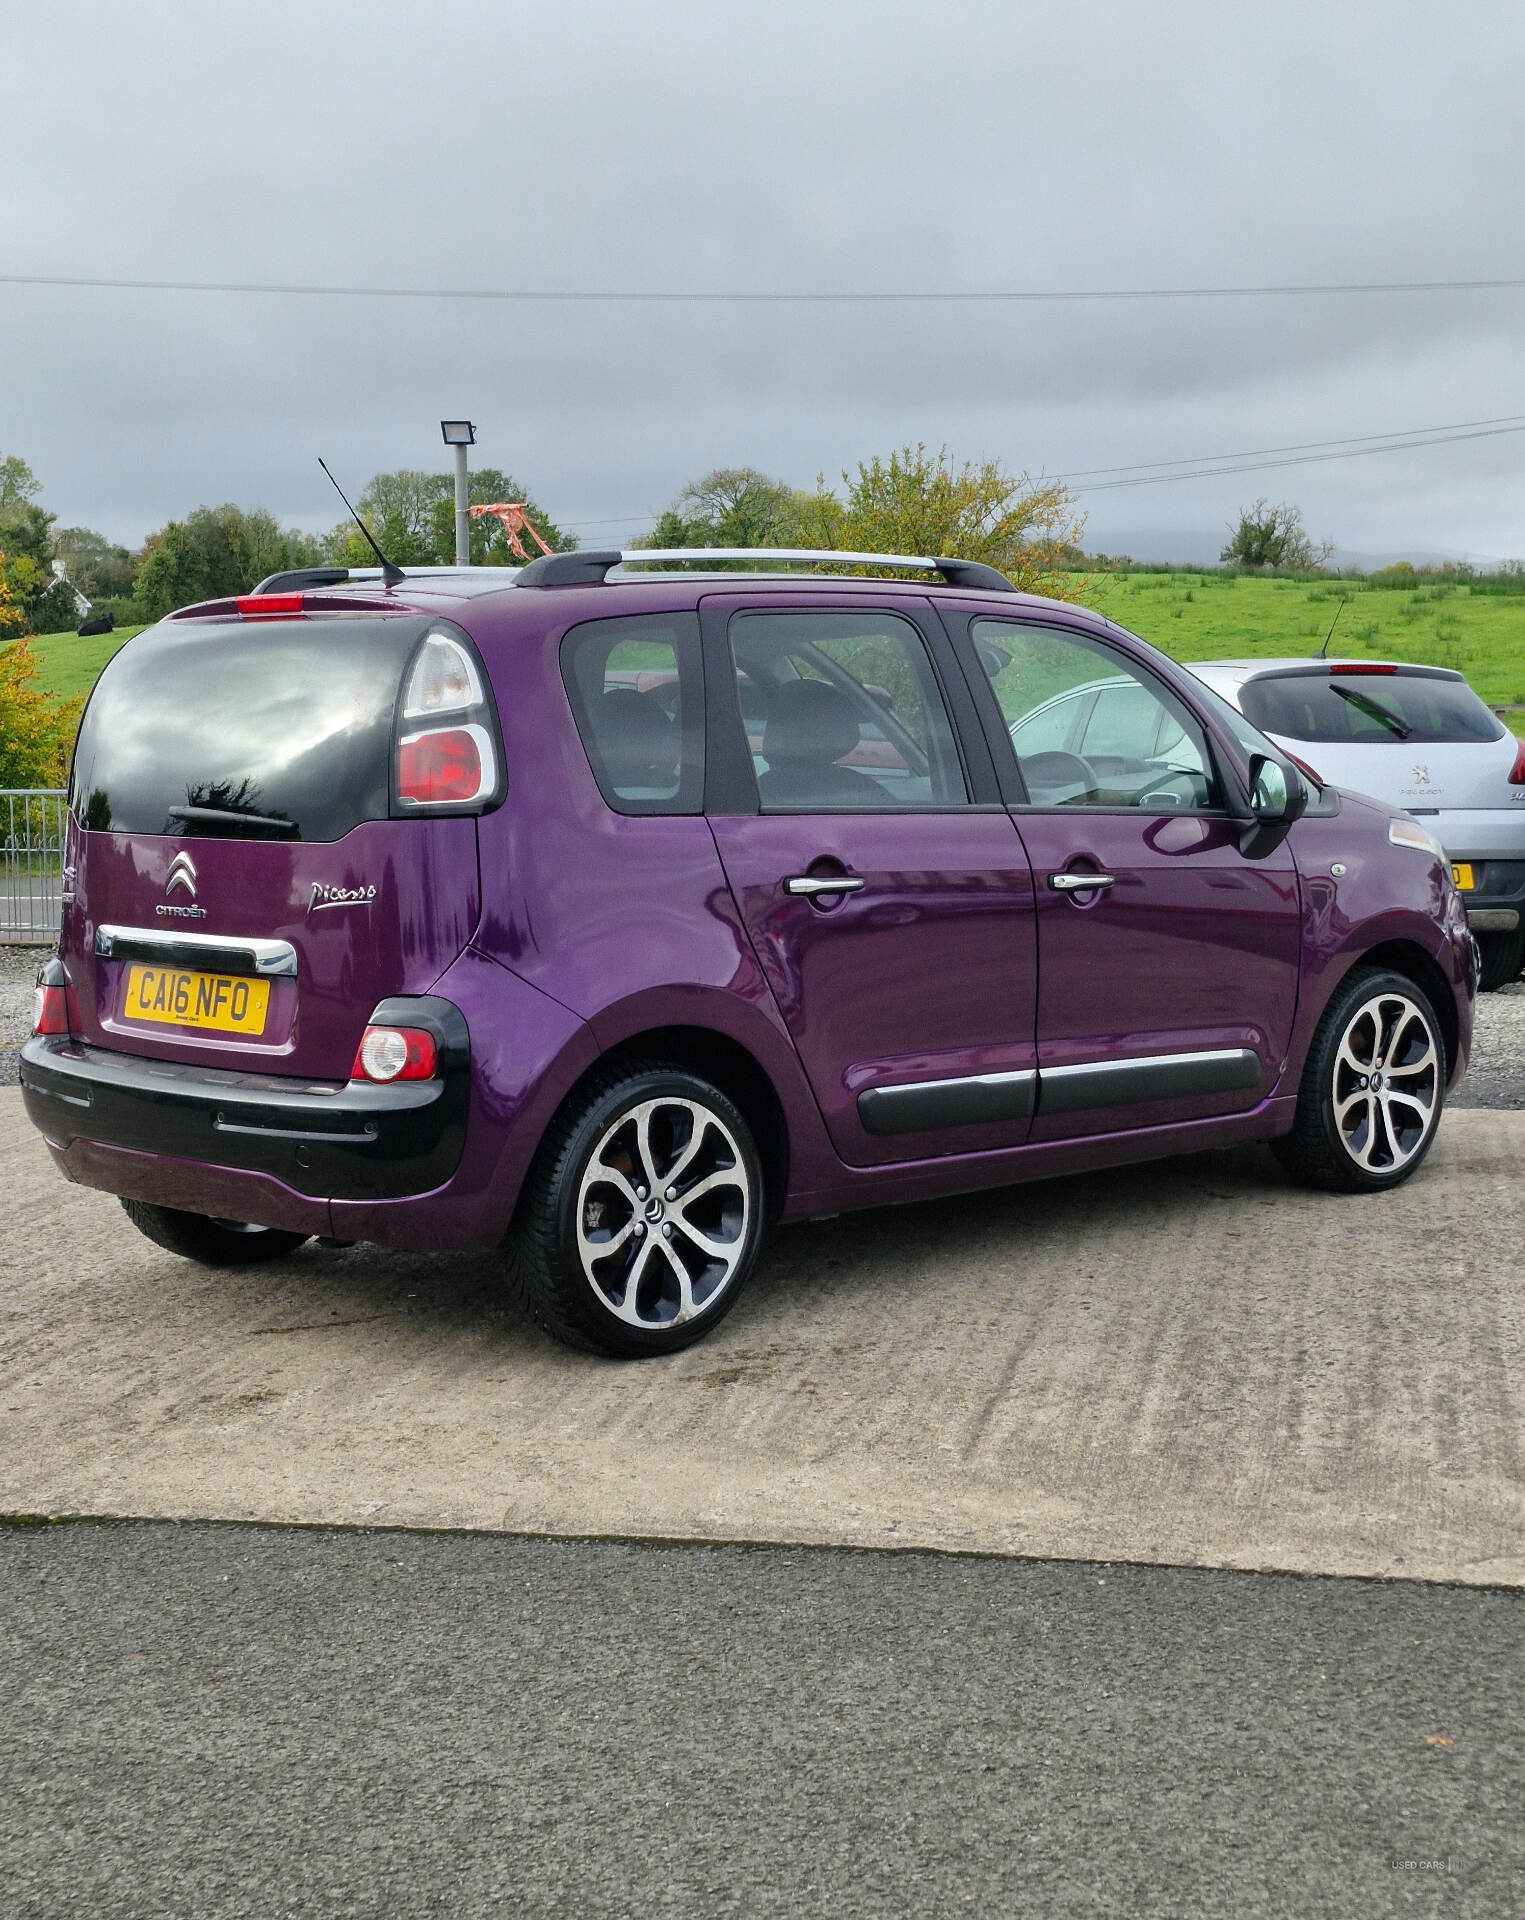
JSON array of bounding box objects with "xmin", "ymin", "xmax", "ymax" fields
[{"xmin": 21, "ymin": 547, "xmax": 1477, "ymax": 1356}]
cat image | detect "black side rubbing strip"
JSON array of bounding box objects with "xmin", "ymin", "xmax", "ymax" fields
[
  {"xmin": 1037, "ymin": 1049, "xmax": 1260, "ymax": 1117},
  {"xmin": 858, "ymin": 1071, "xmax": 1037, "ymax": 1136}
]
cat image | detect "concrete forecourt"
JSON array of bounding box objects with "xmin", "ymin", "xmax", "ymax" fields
[{"xmin": 2, "ymin": 1087, "xmax": 1522, "ymax": 1589}]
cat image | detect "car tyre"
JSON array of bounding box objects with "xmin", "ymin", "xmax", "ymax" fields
[
  {"xmin": 1474, "ymin": 926, "xmax": 1525, "ymax": 993},
  {"xmin": 1272, "ymin": 966, "xmax": 1446, "ymax": 1194},
  {"xmin": 504, "ymin": 1061, "xmax": 766, "ymax": 1358},
  {"xmin": 120, "ymin": 1199, "xmax": 311, "ymax": 1265}
]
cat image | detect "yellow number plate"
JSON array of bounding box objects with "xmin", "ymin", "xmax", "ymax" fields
[
  {"xmin": 124, "ymin": 965, "xmax": 270, "ymax": 1035},
  {"xmin": 1452, "ymin": 863, "xmax": 1475, "ymax": 892}
]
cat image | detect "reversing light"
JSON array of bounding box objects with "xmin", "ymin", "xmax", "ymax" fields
[
  {"xmin": 235, "ymin": 593, "xmax": 306, "ymax": 617},
  {"xmin": 397, "ymin": 725, "xmax": 491, "ymax": 805},
  {"xmin": 1508, "ymin": 741, "xmax": 1525, "ymax": 786},
  {"xmin": 402, "ymin": 633, "xmax": 484, "ymax": 717},
  {"xmin": 31, "ymin": 982, "xmax": 71, "ymax": 1036},
  {"xmin": 351, "ymin": 1025, "xmax": 438, "ymax": 1083}
]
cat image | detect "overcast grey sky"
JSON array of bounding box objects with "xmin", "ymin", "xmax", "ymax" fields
[{"xmin": 3, "ymin": 0, "xmax": 1523, "ymax": 561}]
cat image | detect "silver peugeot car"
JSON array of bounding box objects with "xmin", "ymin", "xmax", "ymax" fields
[{"xmin": 1188, "ymin": 659, "xmax": 1525, "ymax": 988}]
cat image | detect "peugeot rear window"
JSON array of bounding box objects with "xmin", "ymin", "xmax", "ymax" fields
[
  {"xmin": 70, "ymin": 615, "xmax": 428, "ymax": 840},
  {"xmin": 1239, "ymin": 671, "xmax": 1504, "ymax": 746}
]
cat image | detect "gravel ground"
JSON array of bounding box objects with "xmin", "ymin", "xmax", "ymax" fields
[
  {"xmin": 0, "ymin": 945, "xmax": 44, "ymax": 1083},
  {"xmin": 7, "ymin": 941, "xmax": 1525, "ymax": 1103}
]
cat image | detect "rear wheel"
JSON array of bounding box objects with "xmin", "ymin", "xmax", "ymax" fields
[
  {"xmin": 1474, "ymin": 926, "xmax": 1525, "ymax": 992},
  {"xmin": 1272, "ymin": 967, "xmax": 1445, "ymax": 1193},
  {"xmin": 121, "ymin": 1199, "xmax": 310, "ymax": 1266},
  {"xmin": 505, "ymin": 1063, "xmax": 765, "ymax": 1358}
]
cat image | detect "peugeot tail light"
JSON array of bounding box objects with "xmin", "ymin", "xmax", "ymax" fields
[
  {"xmin": 1287, "ymin": 751, "xmax": 1323, "ymax": 786},
  {"xmin": 1508, "ymin": 741, "xmax": 1525, "ymax": 786}
]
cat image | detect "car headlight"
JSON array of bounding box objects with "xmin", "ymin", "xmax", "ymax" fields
[{"xmin": 1389, "ymin": 817, "xmax": 1447, "ymax": 861}]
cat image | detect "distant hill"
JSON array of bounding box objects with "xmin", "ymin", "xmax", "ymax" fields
[{"xmin": 1082, "ymin": 522, "xmax": 1515, "ymax": 572}]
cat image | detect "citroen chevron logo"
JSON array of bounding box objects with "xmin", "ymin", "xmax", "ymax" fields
[{"xmin": 166, "ymin": 851, "xmax": 197, "ymax": 898}]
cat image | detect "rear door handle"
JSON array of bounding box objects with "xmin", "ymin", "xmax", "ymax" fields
[
  {"xmin": 785, "ymin": 874, "xmax": 867, "ymax": 897},
  {"xmin": 1048, "ymin": 871, "xmax": 1115, "ymax": 892}
]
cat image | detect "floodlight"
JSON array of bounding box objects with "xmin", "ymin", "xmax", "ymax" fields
[{"xmin": 440, "ymin": 420, "xmax": 476, "ymax": 446}]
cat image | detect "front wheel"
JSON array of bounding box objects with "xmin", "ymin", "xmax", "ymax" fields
[
  {"xmin": 1272, "ymin": 967, "xmax": 1446, "ymax": 1193},
  {"xmin": 505, "ymin": 1063, "xmax": 766, "ymax": 1357},
  {"xmin": 121, "ymin": 1199, "xmax": 310, "ymax": 1266}
]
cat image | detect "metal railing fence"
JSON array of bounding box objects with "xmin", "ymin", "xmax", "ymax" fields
[{"xmin": 1, "ymin": 789, "xmax": 67, "ymax": 945}]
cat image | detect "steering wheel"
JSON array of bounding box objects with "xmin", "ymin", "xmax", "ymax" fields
[
  {"xmin": 1018, "ymin": 749, "xmax": 1100, "ymax": 803},
  {"xmin": 1135, "ymin": 771, "xmax": 1205, "ymax": 810}
]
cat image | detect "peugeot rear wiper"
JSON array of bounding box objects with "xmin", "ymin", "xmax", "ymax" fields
[{"xmin": 1328, "ymin": 683, "xmax": 1411, "ymax": 739}]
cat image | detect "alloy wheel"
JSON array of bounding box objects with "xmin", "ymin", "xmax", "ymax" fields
[
  {"xmin": 1331, "ymin": 990, "xmax": 1440, "ymax": 1176},
  {"xmin": 574, "ymin": 1095, "xmax": 753, "ymax": 1329}
]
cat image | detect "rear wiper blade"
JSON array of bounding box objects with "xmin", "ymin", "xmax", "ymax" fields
[
  {"xmin": 1328, "ymin": 683, "xmax": 1411, "ymax": 739},
  {"xmin": 166, "ymin": 805, "xmax": 299, "ymax": 837}
]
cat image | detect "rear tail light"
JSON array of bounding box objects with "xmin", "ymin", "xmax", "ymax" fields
[
  {"xmin": 351, "ymin": 1025, "xmax": 439, "ymax": 1083},
  {"xmin": 393, "ymin": 627, "xmax": 500, "ymax": 812},
  {"xmin": 397, "ymin": 725, "xmax": 491, "ymax": 805},
  {"xmin": 1287, "ymin": 751, "xmax": 1323, "ymax": 785},
  {"xmin": 31, "ymin": 981, "xmax": 75, "ymax": 1036},
  {"xmin": 1509, "ymin": 741, "xmax": 1525, "ymax": 786}
]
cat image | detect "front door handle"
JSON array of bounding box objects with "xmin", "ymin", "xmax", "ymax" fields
[
  {"xmin": 785, "ymin": 874, "xmax": 867, "ymax": 898},
  {"xmin": 1048, "ymin": 871, "xmax": 1115, "ymax": 892}
]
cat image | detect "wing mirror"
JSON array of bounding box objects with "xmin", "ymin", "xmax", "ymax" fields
[{"xmin": 1240, "ymin": 752, "xmax": 1308, "ymax": 856}]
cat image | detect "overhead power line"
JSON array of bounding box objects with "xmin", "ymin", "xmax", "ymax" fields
[
  {"xmin": 560, "ymin": 411, "xmax": 1525, "ymax": 528},
  {"xmin": 5, "ymin": 270, "xmax": 1525, "ymax": 304},
  {"xmin": 1071, "ymin": 418, "xmax": 1525, "ymax": 493}
]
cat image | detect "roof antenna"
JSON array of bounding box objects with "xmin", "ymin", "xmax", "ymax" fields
[
  {"xmin": 1316, "ymin": 593, "xmax": 1346, "ymax": 660},
  {"xmin": 318, "ymin": 457, "xmax": 404, "ymax": 589}
]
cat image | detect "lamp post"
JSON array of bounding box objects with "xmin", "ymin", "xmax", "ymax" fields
[{"xmin": 440, "ymin": 420, "xmax": 476, "ymax": 567}]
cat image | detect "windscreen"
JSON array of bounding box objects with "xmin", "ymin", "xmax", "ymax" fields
[
  {"xmin": 69, "ymin": 615, "xmax": 427, "ymax": 840},
  {"xmin": 1239, "ymin": 671, "xmax": 1503, "ymax": 746}
]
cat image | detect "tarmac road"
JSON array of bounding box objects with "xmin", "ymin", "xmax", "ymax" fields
[{"xmin": 3, "ymin": 1522, "xmax": 1522, "ymax": 1920}]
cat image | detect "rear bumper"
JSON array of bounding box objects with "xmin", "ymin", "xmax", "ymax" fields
[
  {"xmin": 1449, "ymin": 858, "xmax": 1525, "ymax": 933},
  {"xmin": 19, "ymin": 997, "xmax": 469, "ymax": 1204}
]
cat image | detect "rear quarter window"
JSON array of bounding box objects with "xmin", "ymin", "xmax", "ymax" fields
[
  {"xmin": 1240, "ymin": 672, "xmax": 1504, "ymax": 745},
  {"xmin": 560, "ymin": 613, "xmax": 705, "ymax": 814}
]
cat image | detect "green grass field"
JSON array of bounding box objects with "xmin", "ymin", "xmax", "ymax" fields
[
  {"xmin": 29, "ymin": 625, "xmax": 145, "ymax": 703},
  {"xmin": 1072, "ymin": 573, "xmax": 1525, "ymax": 726},
  {"xmin": 23, "ymin": 573, "xmax": 1525, "ymax": 731}
]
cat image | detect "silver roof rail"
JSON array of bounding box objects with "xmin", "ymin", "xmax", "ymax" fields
[
  {"xmin": 514, "ymin": 548, "xmax": 1016, "ymax": 592},
  {"xmin": 251, "ymin": 564, "xmax": 524, "ymax": 593}
]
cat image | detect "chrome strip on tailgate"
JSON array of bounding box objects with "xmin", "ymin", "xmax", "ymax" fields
[{"xmin": 94, "ymin": 924, "xmax": 298, "ymax": 977}]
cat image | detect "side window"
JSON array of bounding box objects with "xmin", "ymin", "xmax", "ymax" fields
[
  {"xmin": 728, "ymin": 610, "xmax": 969, "ymax": 810},
  {"xmin": 560, "ymin": 613, "xmax": 703, "ymax": 814},
  {"xmin": 973, "ymin": 620, "xmax": 1221, "ymax": 812}
]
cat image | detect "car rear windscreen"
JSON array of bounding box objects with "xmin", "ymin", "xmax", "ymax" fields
[
  {"xmin": 69, "ymin": 615, "xmax": 427, "ymax": 840},
  {"xmin": 1238, "ymin": 671, "xmax": 1504, "ymax": 746}
]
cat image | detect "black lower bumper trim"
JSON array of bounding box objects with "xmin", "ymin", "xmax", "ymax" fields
[{"xmin": 20, "ymin": 997, "xmax": 469, "ymax": 1201}]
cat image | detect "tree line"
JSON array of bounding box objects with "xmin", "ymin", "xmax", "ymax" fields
[{"xmin": 0, "ymin": 453, "xmax": 574, "ymax": 631}]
